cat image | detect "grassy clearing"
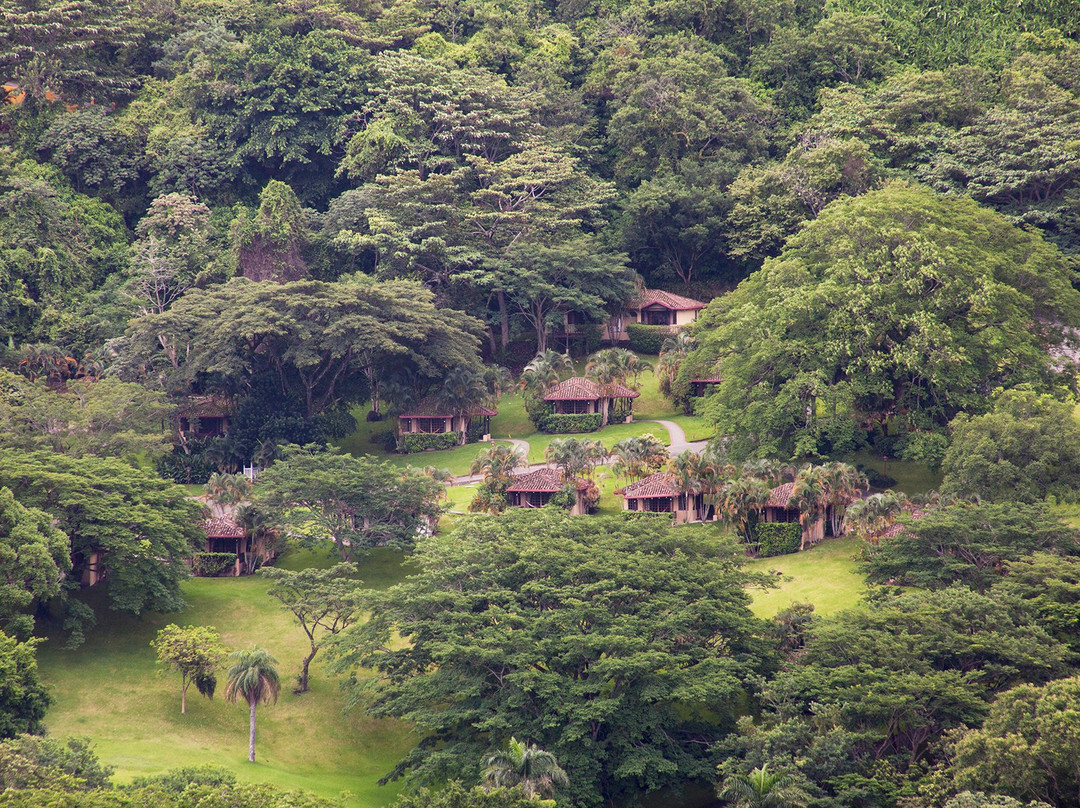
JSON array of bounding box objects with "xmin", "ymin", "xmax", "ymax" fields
[
  {"xmin": 37, "ymin": 545, "xmax": 414, "ymax": 807},
  {"xmin": 744, "ymin": 536, "xmax": 866, "ymax": 618}
]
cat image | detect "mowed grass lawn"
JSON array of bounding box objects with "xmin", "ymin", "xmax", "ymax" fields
[
  {"xmin": 745, "ymin": 536, "xmax": 866, "ymax": 618},
  {"xmin": 37, "ymin": 547, "xmax": 415, "ymax": 807}
]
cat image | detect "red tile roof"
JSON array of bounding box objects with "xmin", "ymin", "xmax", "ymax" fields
[
  {"xmin": 507, "ymin": 468, "xmax": 588, "ymax": 492},
  {"xmin": 766, "ymin": 482, "xmax": 796, "ymax": 509},
  {"xmin": 399, "ymin": 396, "xmax": 497, "ymax": 418},
  {"xmin": 202, "ymin": 517, "xmax": 245, "ymax": 539},
  {"xmin": 543, "ymin": 377, "xmax": 640, "ymax": 401},
  {"xmin": 630, "ymin": 289, "xmax": 706, "ymax": 311},
  {"xmin": 615, "ymin": 472, "xmax": 683, "ymax": 499},
  {"xmin": 878, "ymin": 508, "xmax": 925, "ymax": 539}
]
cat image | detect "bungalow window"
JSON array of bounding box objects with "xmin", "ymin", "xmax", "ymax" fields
[
  {"xmin": 525, "ymin": 492, "xmax": 550, "ymax": 508},
  {"xmin": 566, "ymin": 311, "xmax": 584, "ymax": 325},
  {"xmin": 644, "ymin": 497, "xmax": 673, "ymax": 513},
  {"xmin": 561, "ymin": 399, "xmax": 593, "ymax": 414},
  {"xmin": 417, "ymin": 417, "xmax": 447, "ymax": 434},
  {"xmin": 642, "ymin": 306, "xmax": 675, "ymax": 326}
]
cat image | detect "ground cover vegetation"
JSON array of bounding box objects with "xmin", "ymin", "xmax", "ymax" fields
[{"xmin": 5, "ymin": 1, "xmax": 1080, "ymax": 807}]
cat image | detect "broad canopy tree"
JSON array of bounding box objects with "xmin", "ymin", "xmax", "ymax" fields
[
  {"xmin": 328, "ymin": 509, "xmax": 774, "ymax": 808},
  {"xmin": 254, "ymin": 448, "xmax": 443, "ymax": 563},
  {"xmin": 685, "ymin": 182, "xmax": 1080, "ymax": 461},
  {"xmin": 0, "ymin": 448, "xmax": 203, "ymax": 617},
  {"xmin": 123, "ymin": 274, "xmax": 485, "ymax": 418}
]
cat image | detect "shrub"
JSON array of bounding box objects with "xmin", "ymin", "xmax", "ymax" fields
[
  {"xmin": 465, "ymin": 418, "xmax": 486, "ymax": 444},
  {"xmin": 540, "ymin": 413, "xmax": 603, "ymax": 434},
  {"xmin": 398, "ymin": 432, "xmax": 460, "ymax": 453},
  {"xmin": 627, "ymin": 324, "xmax": 668, "ymax": 355},
  {"xmin": 753, "ymin": 523, "xmax": 801, "ymax": 557},
  {"xmin": 192, "ymin": 552, "xmax": 238, "ymax": 576},
  {"xmin": 370, "ymin": 429, "xmax": 398, "ymax": 452}
]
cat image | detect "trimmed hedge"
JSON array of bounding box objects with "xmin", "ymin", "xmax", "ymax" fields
[
  {"xmin": 192, "ymin": 552, "xmax": 237, "ymax": 576},
  {"xmin": 627, "ymin": 323, "xmax": 669, "ymax": 355},
  {"xmin": 540, "ymin": 413, "xmax": 603, "ymax": 434},
  {"xmin": 753, "ymin": 522, "xmax": 802, "ymax": 557},
  {"xmin": 398, "ymin": 432, "xmax": 460, "ymax": 453}
]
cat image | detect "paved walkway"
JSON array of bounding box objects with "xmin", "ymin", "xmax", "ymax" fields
[{"xmin": 640, "ymin": 419, "xmax": 708, "ymax": 455}]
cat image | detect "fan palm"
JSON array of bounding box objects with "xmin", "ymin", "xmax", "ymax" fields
[
  {"xmin": 847, "ymin": 491, "xmax": 907, "ymax": 545},
  {"xmin": 204, "ymin": 472, "xmax": 251, "ymax": 518},
  {"xmin": 518, "ymin": 351, "xmax": 575, "ymax": 396},
  {"xmin": 483, "ymin": 737, "xmax": 569, "ymax": 799},
  {"xmin": 718, "ymin": 764, "xmax": 810, "ymax": 808},
  {"xmin": 224, "ymin": 647, "xmax": 281, "ymax": 762},
  {"xmin": 819, "ymin": 461, "xmax": 868, "ymax": 536}
]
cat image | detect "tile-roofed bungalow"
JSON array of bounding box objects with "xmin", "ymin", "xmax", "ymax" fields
[
  {"xmin": 506, "ymin": 468, "xmax": 590, "ymax": 515},
  {"xmin": 762, "ymin": 482, "xmax": 834, "ymax": 546},
  {"xmin": 616, "ymin": 472, "xmax": 713, "ymax": 523},
  {"xmin": 176, "ymin": 396, "xmax": 234, "ymax": 439},
  {"xmin": 201, "ymin": 516, "xmax": 247, "ymax": 576},
  {"xmin": 604, "ymin": 288, "xmax": 707, "ymax": 343},
  {"xmin": 397, "ymin": 396, "xmax": 497, "ymax": 445},
  {"xmin": 543, "ymin": 377, "xmax": 639, "ymax": 427}
]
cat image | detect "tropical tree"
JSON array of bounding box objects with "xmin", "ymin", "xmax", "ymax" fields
[
  {"xmin": 657, "ymin": 332, "xmax": 697, "ymax": 402},
  {"xmin": 585, "ymin": 348, "xmax": 652, "ymax": 391},
  {"xmin": 224, "ymin": 647, "xmax": 281, "ymax": 763},
  {"xmin": 483, "ymin": 737, "xmax": 569, "ymax": 799},
  {"xmin": 151, "ymin": 625, "xmax": 227, "ymax": 714},
  {"xmin": 717, "ymin": 764, "xmax": 810, "ymax": 808},
  {"xmin": 204, "ymin": 473, "xmax": 251, "ymax": 519},
  {"xmin": 611, "ymin": 435, "xmax": 668, "ymax": 484},
  {"xmin": 260, "ymin": 564, "xmax": 364, "ymax": 693},
  {"xmin": 518, "ymin": 351, "xmax": 574, "ymax": 397},
  {"xmin": 818, "ymin": 462, "xmax": 867, "ymax": 536},
  {"xmin": 545, "ymin": 438, "xmax": 607, "ymax": 482},
  {"xmin": 846, "ymin": 491, "xmax": 907, "ymax": 545},
  {"xmin": 469, "ymin": 443, "xmax": 525, "ymax": 514},
  {"xmin": 435, "ymin": 367, "xmax": 490, "ymax": 443},
  {"xmin": 790, "ymin": 466, "xmax": 828, "ymax": 551},
  {"xmin": 716, "ymin": 477, "xmax": 771, "ymax": 546}
]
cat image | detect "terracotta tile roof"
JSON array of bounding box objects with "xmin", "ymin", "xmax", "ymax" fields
[
  {"xmin": 202, "ymin": 517, "xmax": 245, "ymax": 539},
  {"xmin": 691, "ymin": 375, "xmax": 723, "ymax": 383},
  {"xmin": 766, "ymin": 482, "xmax": 796, "ymax": 508},
  {"xmin": 543, "ymin": 377, "xmax": 640, "ymax": 401},
  {"xmin": 615, "ymin": 472, "xmax": 683, "ymax": 499},
  {"xmin": 630, "ymin": 289, "xmax": 707, "ymax": 311},
  {"xmin": 878, "ymin": 508, "xmax": 925, "ymax": 539},
  {"xmin": 399, "ymin": 396, "xmax": 497, "ymax": 418},
  {"xmin": 176, "ymin": 396, "xmax": 234, "ymax": 419},
  {"xmin": 507, "ymin": 468, "xmax": 588, "ymax": 492}
]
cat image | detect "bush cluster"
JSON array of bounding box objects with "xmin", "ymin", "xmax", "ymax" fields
[
  {"xmin": 753, "ymin": 522, "xmax": 801, "ymax": 557},
  {"xmin": 540, "ymin": 413, "xmax": 603, "ymax": 434},
  {"xmin": 398, "ymin": 432, "xmax": 460, "ymax": 453},
  {"xmin": 191, "ymin": 552, "xmax": 238, "ymax": 576},
  {"xmin": 626, "ymin": 324, "xmax": 669, "ymax": 355}
]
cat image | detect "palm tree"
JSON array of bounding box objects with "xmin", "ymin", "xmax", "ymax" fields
[
  {"xmin": 586, "ymin": 348, "xmax": 652, "ymax": 391},
  {"xmin": 545, "ymin": 437, "xmax": 608, "ymax": 482},
  {"xmin": 611, "ymin": 434, "xmax": 669, "ymax": 484},
  {"xmin": 518, "ymin": 351, "xmax": 575, "ymax": 397},
  {"xmin": 483, "ymin": 737, "xmax": 570, "ymax": 799},
  {"xmin": 657, "ymin": 331, "xmax": 696, "ymax": 400},
  {"xmin": 437, "ymin": 367, "xmax": 490, "ymax": 443},
  {"xmin": 790, "ymin": 466, "xmax": 828, "ymax": 551},
  {"xmin": 740, "ymin": 459, "xmax": 787, "ymax": 486},
  {"xmin": 234, "ymin": 504, "xmax": 282, "ymax": 573},
  {"xmin": 846, "ymin": 491, "xmax": 907, "ymax": 545},
  {"xmin": 469, "ymin": 443, "xmax": 526, "ymax": 513},
  {"xmin": 819, "ymin": 462, "xmax": 868, "ymax": 536},
  {"xmin": 205, "ymin": 472, "xmax": 251, "ymax": 518},
  {"xmin": 224, "ymin": 647, "xmax": 281, "ymax": 763},
  {"xmin": 718, "ymin": 764, "xmax": 810, "ymax": 808},
  {"xmin": 717, "ymin": 477, "xmax": 771, "ymax": 547}
]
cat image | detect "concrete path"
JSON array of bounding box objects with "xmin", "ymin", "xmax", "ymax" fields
[{"xmin": 641, "ymin": 419, "xmax": 708, "ymax": 455}]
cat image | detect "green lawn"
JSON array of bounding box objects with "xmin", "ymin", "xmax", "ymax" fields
[
  {"xmin": 848, "ymin": 451, "xmax": 942, "ymax": 495},
  {"xmin": 744, "ymin": 536, "xmax": 866, "ymax": 618},
  {"xmin": 37, "ymin": 545, "xmax": 415, "ymax": 807},
  {"xmin": 662, "ymin": 414, "xmax": 714, "ymax": 443}
]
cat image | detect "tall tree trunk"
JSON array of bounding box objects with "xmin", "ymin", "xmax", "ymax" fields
[
  {"xmin": 248, "ymin": 700, "xmax": 257, "ymax": 762},
  {"xmin": 496, "ymin": 290, "xmax": 509, "ymax": 349},
  {"xmin": 299, "ymin": 645, "xmax": 318, "ymax": 694},
  {"xmin": 181, "ymin": 677, "xmax": 188, "ymax": 714}
]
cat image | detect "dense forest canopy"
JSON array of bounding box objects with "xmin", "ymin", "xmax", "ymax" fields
[{"xmin": 6, "ymin": 2, "xmax": 1080, "ymax": 808}]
